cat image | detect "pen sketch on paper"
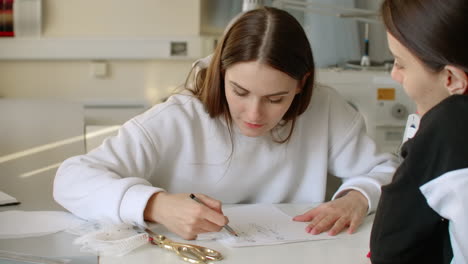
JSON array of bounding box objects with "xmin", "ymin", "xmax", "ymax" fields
[
  {"xmin": 236, "ymin": 222, "xmax": 285, "ymax": 243},
  {"xmin": 218, "ymin": 204, "xmax": 338, "ymax": 247}
]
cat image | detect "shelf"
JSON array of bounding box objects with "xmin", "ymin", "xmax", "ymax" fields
[{"xmin": 0, "ymin": 36, "xmax": 218, "ymax": 60}]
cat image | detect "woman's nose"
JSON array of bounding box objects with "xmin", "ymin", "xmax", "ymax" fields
[
  {"xmin": 391, "ymin": 66, "xmax": 403, "ymax": 84},
  {"xmin": 246, "ymin": 100, "xmax": 263, "ymax": 121}
]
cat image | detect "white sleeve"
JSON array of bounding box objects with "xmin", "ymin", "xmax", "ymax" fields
[
  {"xmin": 327, "ymin": 91, "xmax": 398, "ymax": 213},
  {"xmin": 53, "ymin": 119, "xmax": 164, "ymax": 227},
  {"xmin": 420, "ymin": 168, "xmax": 468, "ymax": 264}
]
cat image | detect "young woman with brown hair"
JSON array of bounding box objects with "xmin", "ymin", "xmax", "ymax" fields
[
  {"xmin": 370, "ymin": 0, "xmax": 468, "ymax": 263},
  {"xmin": 54, "ymin": 7, "xmax": 396, "ymax": 240}
]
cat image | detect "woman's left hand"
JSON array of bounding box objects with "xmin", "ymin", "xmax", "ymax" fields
[{"xmin": 293, "ymin": 190, "xmax": 368, "ymax": 236}]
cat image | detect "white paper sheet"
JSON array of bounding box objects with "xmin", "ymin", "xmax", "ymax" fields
[
  {"xmin": 218, "ymin": 204, "xmax": 339, "ymax": 247},
  {"xmin": 0, "ymin": 191, "xmax": 18, "ymax": 206},
  {"xmin": 0, "ymin": 210, "xmax": 86, "ymax": 239}
]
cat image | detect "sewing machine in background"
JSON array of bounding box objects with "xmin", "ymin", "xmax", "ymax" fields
[{"xmin": 317, "ymin": 68, "xmax": 416, "ymax": 154}]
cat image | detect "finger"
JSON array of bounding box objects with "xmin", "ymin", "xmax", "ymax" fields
[
  {"xmin": 293, "ymin": 208, "xmax": 319, "ymax": 222},
  {"xmin": 180, "ymin": 232, "xmax": 197, "ymax": 240},
  {"xmin": 195, "ymin": 193, "xmax": 223, "ymax": 213},
  {"xmin": 305, "ymin": 213, "xmax": 326, "ymax": 233},
  {"xmin": 328, "ymin": 217, "xmax": 348, "ymax": 236},
  {"xmin": 172, "ymin": 226, "xmax": 199, "ymax": 240},
  {"xmin": 310, "ymin": 215, "xmax": 337, "ymax": 235},
  {"xmin": 347, "ymin": 215, "xmax": 365, "ymax": 234},
  {"xmin": 197, "ymin": 218, "xmax": 224, "ymax": 233},
  {"xmin": 177, "ymin": 220, "xmax": 217, "ymax": 240},
  {"xmin": 190, "ymin": 202, "xmax": 227, "ymax": 227}
]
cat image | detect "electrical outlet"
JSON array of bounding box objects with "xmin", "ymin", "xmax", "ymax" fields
[
  {"xmin": 170, "ymin": 41, "xmax": 187, "ymax": 56},
  {"xmin": 90, "ymin": 61, "xmax": 108, "ymax": 78}
]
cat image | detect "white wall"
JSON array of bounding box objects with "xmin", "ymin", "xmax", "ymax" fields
[
  {"xmin": 0, "ymin": 60, "xmax": 192, "ymax": 104},
  {"xmin": 0, "ymin": 0, "xmax": 205, "ymax": 104},
  {"xmin": 43, "ymin": 0, "xmax": 200, "ymax": 37}
]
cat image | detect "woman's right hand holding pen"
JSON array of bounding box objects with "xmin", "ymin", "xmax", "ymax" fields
[{"xmin": 144, "ymin": 192, "xmax": 229, "ymax": 240}]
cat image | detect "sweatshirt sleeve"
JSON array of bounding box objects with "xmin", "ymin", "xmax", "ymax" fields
[
  {"xmin": 326, "ymin": 89, "xmax": 398, "ymax": 213},
  {"xmin": 53, "ymin": 119, "xmax": 164, "ymax": 227},
  {"xmin": 420, "ymin": 168, "xmax": 468, "ymax": 264}
]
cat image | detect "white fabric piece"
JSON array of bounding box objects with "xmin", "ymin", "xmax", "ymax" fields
[
  {"xmin": 0, "ymin": 210, "xmax": 85, "ymax": 239},
  {"xmin": 65, "ymin": 221, "xmax": 104, "ymax": 236},
  {"xmin": 73, "ymin": 224, "xmax": 148, "ymax": 256},
  {"xmin": 420, "ymin": 168, "xmax": 468, "ymax": 264}
]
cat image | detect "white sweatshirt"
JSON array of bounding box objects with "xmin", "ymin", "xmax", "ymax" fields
[{"xmin": 54, "ymin": 84, "xmax": 397, "ymax": 227}]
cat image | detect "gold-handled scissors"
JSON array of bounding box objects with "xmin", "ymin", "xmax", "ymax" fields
[{"xmin": 142, "ymin": 228, "xmax": 223, "ymax": 264}]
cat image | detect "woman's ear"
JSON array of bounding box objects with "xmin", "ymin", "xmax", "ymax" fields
[
  {"xmin": 297, "ymin": 72, "xmax": 311, "ymax": 94},
  {"xmin": 443, "ymin": 65, "xmax": 468, "ymax": 95}
]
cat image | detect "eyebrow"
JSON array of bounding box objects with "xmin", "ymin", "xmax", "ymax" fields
[
  {"xmin": 229, "ymin": 81, "xmax": 290, "ymax": 97},
  {"xmin": 388, "ymin": 49, "xmax": 403, "ymax": 61}
]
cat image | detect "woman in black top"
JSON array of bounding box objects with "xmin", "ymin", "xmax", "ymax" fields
[{"xmin": 370, "ymin": 0, "xmax": 468, "ymax": 263}]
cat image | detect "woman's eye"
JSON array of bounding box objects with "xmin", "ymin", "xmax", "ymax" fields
[
  {"xmin": 233, "ymin": 89, "xmax": 247, "ymax": 96},
  {"xmin": 394, "ymin": 61, "xmax": 404, "ymax": 70},
  {"xmin": 269, "ymin": 97, "xmax": 283, "ymax": 104}
]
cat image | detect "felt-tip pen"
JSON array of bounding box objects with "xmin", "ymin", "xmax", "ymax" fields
[{"xmin": 189, "ymin": 193, "xmax": 239, "ymax": 237}]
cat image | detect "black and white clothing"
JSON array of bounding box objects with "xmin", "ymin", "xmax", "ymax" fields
[{"xmin": 370, "ymin": 95, "xmax": 468, "ymax": 264}]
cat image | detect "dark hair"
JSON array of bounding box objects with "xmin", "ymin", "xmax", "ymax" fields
[
  {"xmin": 381, "ymin": 0, "xmax": 468, "ymax": 73},
  {"xmin": 187, "ymin": 7, "xmax": 315, "ymax": 143}
]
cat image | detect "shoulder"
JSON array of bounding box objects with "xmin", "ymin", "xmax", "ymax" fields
[
  {"xmin": 416, "ymin": 95, "xmax": 468, "ymax": 146},
  {"xmin": 406, "ymin": 95, "xmax": 468, "ymax": 183},
  {"xmin": 134, "ymin": 94, "xmax": 208, "ymax": 125},
  {"xmin": 312, "ymin": 83, "xmax": 345, "ymax": 100},
  {"xmin": 122, "ymin": 94, "xmax": 216, "ymax": 142},
  {"xmin": 297, "ymin": 83, "xmax": 365, "ymax": 151},
  {"xmin": 309, "ymin": 83, "xmax": 359, "ymax": 115},
  {"xmin": 304, "ymin": 83, "xmax": 360, "ymax": 127},
  {"xmin": 421, "ymin": 95, "xmax": 468, "ymax": 127}
]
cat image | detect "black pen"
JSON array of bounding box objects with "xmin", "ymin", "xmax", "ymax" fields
[{"xmin": 189, "ymin": 193, "xmax": 239, "ymax": 237}]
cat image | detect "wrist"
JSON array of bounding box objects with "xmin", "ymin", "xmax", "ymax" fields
[
  {"xmin": 144, "ymin": 191, "xmax": 167, "ymax": 222},
  {"xmin": 346, "ymin": 190, "xmax": 369, "ymax": 211}
]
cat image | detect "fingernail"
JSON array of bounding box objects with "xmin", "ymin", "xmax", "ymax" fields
[{"xmin": 305, "ymin": 226, "xmax": 312, "ymax": 233}]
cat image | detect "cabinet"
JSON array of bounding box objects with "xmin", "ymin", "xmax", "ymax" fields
[
  {"xmin": 0, "ymin": 37, "xmax": 217, "ymax": 60},
  {"xmin": 0, "ymin": 0, "xmax": 219, "ymax": 60}
]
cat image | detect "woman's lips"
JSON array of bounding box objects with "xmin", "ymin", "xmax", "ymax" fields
[{"xmin": 245, "ymin": 122, "xmax": 264, "ymax": 129}]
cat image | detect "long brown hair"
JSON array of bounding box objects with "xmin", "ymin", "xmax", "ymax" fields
[
  {"xmin": 381, "ymin": 0, "xmax": 468, "ymax": 74},
  {"xmin": 187, "ymin": 7, "xmax": 315, "ymax": 143}
]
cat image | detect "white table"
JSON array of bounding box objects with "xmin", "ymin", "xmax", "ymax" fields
[
  {"xmin": 0, "ymin": 99, "xmax": 97, "ymax": 263},
  {"xmin": 101, "ymin": 204, "xmax": 374, "ymax": 264}
]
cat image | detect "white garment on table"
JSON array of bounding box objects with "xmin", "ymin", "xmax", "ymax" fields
[{"xmin": 54, "ymin": 84, "xmax": 397, "ymax": 227}]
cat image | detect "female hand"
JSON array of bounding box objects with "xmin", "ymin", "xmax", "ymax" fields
[
  {"xmin": 293, "ymin": 190, "xmax": 368, "ymax": 236},
  {"xmin": 144, "ymin": 192, "xmax": 228, "ymax": 240}
]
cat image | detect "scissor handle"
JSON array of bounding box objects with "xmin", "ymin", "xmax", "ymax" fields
[
  {"xmin": 178, "ymin": 244, "xmax": 223, "ymax": 260},
  {"xmin": 169, "ymin": 242, "xmax": 223, "ymax": 264},
  {"xmin": 151, "ymin": 234, "xmax": 223, "ymax": 263}
]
